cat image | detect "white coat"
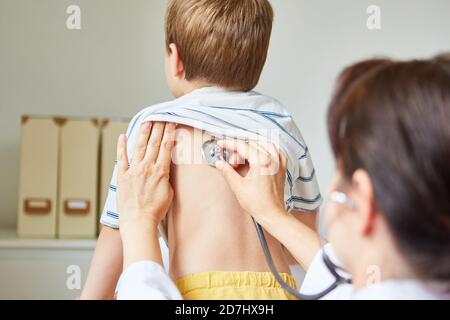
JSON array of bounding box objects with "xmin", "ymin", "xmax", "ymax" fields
[{"xmin": 115, "ymin": 244, "xmax": 449, "ymax": 300}]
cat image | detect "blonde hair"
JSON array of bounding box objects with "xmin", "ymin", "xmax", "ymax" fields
[{"xmin": 165, "ymin": 0, "xmax": 274, "ymax": 91}]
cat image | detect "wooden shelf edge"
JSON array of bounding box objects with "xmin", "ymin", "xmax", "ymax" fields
[{"xmin": 0, "ymin": 229, "xmax": 97, "ymax": 250}]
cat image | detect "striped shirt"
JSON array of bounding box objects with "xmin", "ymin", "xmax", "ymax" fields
[{"xmin": 100, "ymin": 86, "xmax": 322, "ymax": 230}]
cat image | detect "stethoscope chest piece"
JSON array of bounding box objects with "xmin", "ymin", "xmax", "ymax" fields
[{"xmin": 202, "ymin": 139, "xmax": 231, "ymax": 168}]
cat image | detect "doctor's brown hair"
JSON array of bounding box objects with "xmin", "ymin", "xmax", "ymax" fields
[
  {"xmin": 329, "ymin": 60, "xmax": 450, "ymax": 282},
  {"xmin": 327, "ymin": 59, "xmax": 393, "ymax": 153},
  {"xmin": 165, "ymin": 0, "xmax": 274, "ymax": 91},
  {"xmin": 435, "ymin": 52, "xmax": 450, "ymax": 73}
]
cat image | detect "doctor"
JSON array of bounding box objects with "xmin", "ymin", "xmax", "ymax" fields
[{"xmin": 115, "ymin": 59, "xmax": 450, "ymax": 300}]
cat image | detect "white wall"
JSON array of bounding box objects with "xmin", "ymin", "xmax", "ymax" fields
[
  {"xmin": 1, "ymin": 0, "xmax": 450, "ymax": 228},
  {"xmin": 261, "ymin": 0, "xmax": 450, "ymax": 202},
  {"xmin": 0, "ymin": 0, "xmax": 170, "ymax": 228}
]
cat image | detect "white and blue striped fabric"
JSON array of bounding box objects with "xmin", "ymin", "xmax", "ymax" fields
[{"xmin": 100, "ymin": 87, "xmax": 322, "ymax": 230}]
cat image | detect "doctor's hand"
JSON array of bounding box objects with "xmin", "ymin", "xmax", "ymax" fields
[
  {"xmin": 116, "ymin": 121, "xmax": 176, "ymax": 268},
  {"xmin": 215, "ymin": 139, "xmax": 289, "ymax": 227},
  {"xmin": 216, "ymin": 140, "xmax": 321, "ymax": 270}
]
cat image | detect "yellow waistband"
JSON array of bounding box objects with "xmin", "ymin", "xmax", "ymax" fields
[{"xmin": 176, "ymin": 271, "xmax": 299, "ymax": 300}]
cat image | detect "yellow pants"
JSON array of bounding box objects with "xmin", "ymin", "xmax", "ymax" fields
[{"xmin": 175, "ymin": 271, "xmax": 298, "ymax": 300}]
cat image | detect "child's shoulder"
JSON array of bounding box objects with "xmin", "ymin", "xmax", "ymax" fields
[
  {"xmin": 127, "ymin": 96, "xmax": 186, "ymax": 127},
  {"xmin": 247, "ymin": 91, "xmax": 292, "ymax": 117},
  {"xmin": 126, "ymin": 89, "xmax": 293, "ymax": 135},
  {"xmin": 124, "ymin": 99, "xmax": 175, "ymax": 137}
]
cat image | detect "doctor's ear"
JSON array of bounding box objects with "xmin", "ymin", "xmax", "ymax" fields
[
  {"xmin": 167, "ymin": 43, "xmax": 185, "ymax": 79},
  {"xmin": 350, "ymin": 169, "xmax": 377, "ymax": 236}
]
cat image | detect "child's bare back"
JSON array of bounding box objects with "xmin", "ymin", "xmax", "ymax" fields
[{"xmin": 167, "ymin": 125, "xmax": 291, "ymax": 280}]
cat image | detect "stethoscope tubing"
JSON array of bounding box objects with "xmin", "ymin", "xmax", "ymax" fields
[{"xmin": 252, "ymin": 218, "xmax": 352, "ymax": 300}]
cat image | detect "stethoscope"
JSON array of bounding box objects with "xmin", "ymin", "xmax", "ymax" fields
[
  {"xmin": 202, "ymin": 138, "xmax": 353, "ymax": 300},
  {"xmin": 252, "ymin": 220, "xmax": 352, "ymax": 300}
]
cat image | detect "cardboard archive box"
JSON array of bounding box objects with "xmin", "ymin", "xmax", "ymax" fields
[
  {"xmin": 57, "ymin": 118, "xmax": 99, "ymax": 238},
  {"xmin": 17, "ymin": 117, "xmax": 60, "ymax": 238}
]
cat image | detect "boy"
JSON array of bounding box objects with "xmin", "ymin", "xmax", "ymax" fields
[{"xmin": 81, "ymin": 0, "xmax": 321, "ymax": 300}]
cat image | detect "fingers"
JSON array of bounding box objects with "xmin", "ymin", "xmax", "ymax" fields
[
  {"xmin": 126, "ymin": 121, "xmax": 176, "ymax": 176},
  {"xmin": 217, "ymin": 139, "xmax": 273, "ymax": 167},
  {"xmin": 227, "ymin": 152, "xmax": 246, "ymax": 169},
  {"xmin": 253, "ymin": 141, "xmax": 285, "ymax": 176},
  {"xmin": 279, "ymin": 150, "xmax": 288, "ymax": 169},
  {"xmin": 145, "ymin": 122, "xmax": 166, "ymax": 164},
  {"xmin": 131, "ymin": 122, "xmax": 153, "ymax": 165},
  {"xmin": 217, "ymin": 139, "xmax": 270, "ymax": 166},
  {"xmin": 216, "ymin": 160, "xmax": 243, "ymax": 192},
  {"xmin": 155, "ymin": 123, "xmax": 177, "ymax": 171},
  {"xmin": 117, "ymin": 134, "xmax": 129, "ymax": 174},
  {"xmin": 251, "ymin": 139, "xmax": 281, "ymax": 166},
  {"xmin": 218, "ymin": 139, "xmax": 287, "ymax": 176}
]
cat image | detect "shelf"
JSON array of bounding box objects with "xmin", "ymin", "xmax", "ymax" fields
[{"xmin": 0, "ymin": 229, "xmax": 96, "ymax": 250}]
